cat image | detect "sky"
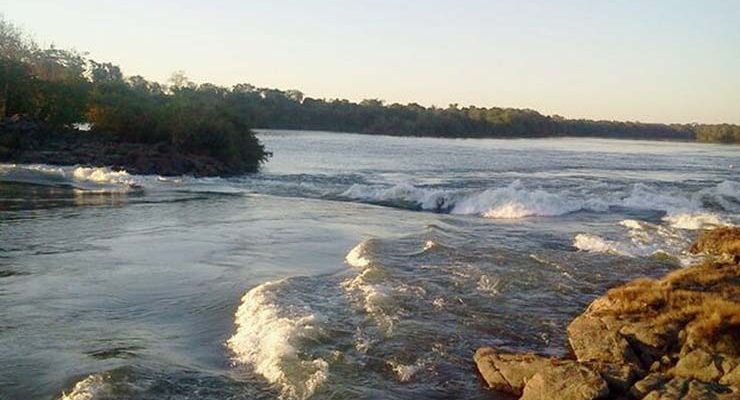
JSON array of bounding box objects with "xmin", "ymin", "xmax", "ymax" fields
[{"xmin": 4, "ymin": 0, "xmax": 740, "ymax": 124}]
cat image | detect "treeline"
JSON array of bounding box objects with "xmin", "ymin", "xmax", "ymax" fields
[
  {"xmin": 225, "ymin": 89, "xmax": 702, "ymax": 141},
  {"xmin": 0, "ymin": 16, "xmax": 268, "ymax": 173},
  {"xmin": 1, "ymin": 15, "xmax": 738, "ymax": 153},
  {"xmin": 227, "ymin": 87, "xmax": 740, "ymax": 143}
]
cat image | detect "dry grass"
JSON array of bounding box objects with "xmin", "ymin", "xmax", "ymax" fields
[
  {"xmin": 689, "ymin": 227, "xmax": 740, "ymax": 256},
  {"xmin": 594, "ymin": 260, "xmax": 740, "ymax": 350}
]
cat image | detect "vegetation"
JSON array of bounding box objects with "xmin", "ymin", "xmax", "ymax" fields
[{"xmin": 0, "ymin": 16, "xmax": 269, "ymax": 174}]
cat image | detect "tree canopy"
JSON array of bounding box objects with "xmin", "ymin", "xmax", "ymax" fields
[{"xmin": 0, "ymin": 16, "xmax": 269, "ymax": 173}]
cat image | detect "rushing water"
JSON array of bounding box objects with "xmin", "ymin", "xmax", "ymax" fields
[{"xmin": 0, "ymin": 131, "xmax": 738, "ymax": 400}]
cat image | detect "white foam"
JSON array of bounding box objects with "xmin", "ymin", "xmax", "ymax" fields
[
  {"xmin": 342, "ymin": 268, "xmax": 396, "ymax": 332},
  {"xmin": 573, "ymin": 234, "xmax": 630, "ymax": 256},
  {"xmin": 619, "ymin": 219, "xmax": 644, "ymax": 230},
  {"xmin": 0, "ymin": 163, "xmax": 138, "ymax": 191},
  {"xmin": 342, "ymin": 180, "xmax": 609, "ymax": 219},
  {"xmin": 341, "ymin": 182, "xmax": 447, "ymax": 210},
  {"xmin": 453, "ymin": 181, "xmax": 608, "ymax": 219},
  {"xmin": 71, "ymin": 167, "xmax": 134, "ymax": 185},
  {"xmin": 227, "ymin": 280, "xmax": 328, "ymax": 400},
  {"xmin": 59, "ymin": 374, "xmax": 110, "ymax": 400},
  {"xmin": 662, "ymin": 213, "xmax": 729, "ymax": 230},
  {"xmin": 476, "ymin": 275, "xmax": 501, "ymax": 296},
  {"xmin": 345, "ymin": 240, "xmax": 371, "ymax": 268},
  {"xmin": 388, "ymin": 360, "xmax": 425, "ymax": 383}
]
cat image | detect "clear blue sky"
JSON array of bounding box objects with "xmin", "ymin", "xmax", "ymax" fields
[{"xmin": 5, "ymin": 0, "xmax": 740, "ymax": 123}]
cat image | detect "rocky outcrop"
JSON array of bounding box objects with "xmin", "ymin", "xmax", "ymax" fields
[
  {"xmin": 0, "ymin": 116, "xmax": 255, "ymax": 176},
  {"xmin": 475, "ymin": 227, "xmax": 740, "ymax": 399},
  {"xmin": 474, "ymin": 348, "xmax": 610, "ymax": 399}
]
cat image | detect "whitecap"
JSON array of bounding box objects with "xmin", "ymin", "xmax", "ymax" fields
[
  {"xmin": 573, "ymin": 233, "xmax": 630, "ymax": 256},
  {"xmin": 452, "ymin": 181, "xmax": 594, "ymax": 218},
  {"xmin": 227, "ymin": 280, "xmax": 328, "ymax": 400},
  {"xmin": 662, "ymin": 212, "xmax": 729, "ymax": 230},
  {"xmin": 59, "ymin": 374, "xmax": 111, "ymax": 400},
  {"xmin": 0, "ymin": 163, "xmax": 138, "ymax": 191},
  {"xmin": 345, "ymin": 240, "xmax": 372, "ymax": 268}
]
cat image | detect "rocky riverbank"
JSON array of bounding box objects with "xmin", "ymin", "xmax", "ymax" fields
[
  {"xmin": 0, "ymin": 116, "xmax": 256, "ymax": 177},
  {"xmin": 475, "ymin": 227, "xmax": 740, "ymax": 399}
]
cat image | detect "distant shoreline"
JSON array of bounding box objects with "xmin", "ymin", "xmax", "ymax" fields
[{"xmin": 255, "ymin": 128, "xmax": 712, "ymax": 144}]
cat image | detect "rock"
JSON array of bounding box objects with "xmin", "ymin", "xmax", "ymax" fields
[
  {"xmin": 720, "ymin": 364, "xmax": 740, "ymax": 387},
  {"xmin": 520, "ymin": 363, "xmax": 609, "ymax": 400},
  {"xmin": 586, "ymin": 361, "xmax": 641, "ymax": 393},
  {"xmin": 474, "ymin": 347, "xmax": 553, "ymax": 395},
  {"xmin": 640, "ymin": 376, "xmax": 737, "ymax": 399},
  {"xmin": 632, "ymin": 373, "xmax": 672, "ymax": 398},
  {"xmin": 620, "ymin": 321, "xmax": 679, "ymax": 366},
  {"xmin": 567, "ymin": 314, "xmax": 641, "ymax": 368},
  {"xmin": 671, "ymin": 350, "xmax": 724, "ymax": 382},
  {"xmin": 690, "ymin": 227, "xmax": 740, "ymax": 257}
]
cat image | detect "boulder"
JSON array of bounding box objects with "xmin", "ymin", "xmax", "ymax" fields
[
  {"xmin": 521, "ymin": 363, "xmax": 609, "ymax": 400},
  {"xmin": 474, "ymin": 347, "xmax": 553, "ymax": 395},
  {"xmin": 567, "ymin": 314, "xmax": 641, "ymax": 367}
]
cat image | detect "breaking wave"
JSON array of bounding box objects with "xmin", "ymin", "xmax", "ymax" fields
[
  {"xmin": 662, "ymin": 212, "xmax": 730, "ymax": 230},
  {"xmin": 345, "ymin": 240, "xmax": 373, "ymax": 268},
  {"xmin": 573, "ymin": 234, "xmax": 633, "ymax": 256},
  {"xmin": 341, "ymin": 180, "xmax": 608, "ymax": 219},
  {"xmin": 227, "ymin": 280, "xmax": 329, "ymax": 400},
  {"xmin": 59, "ymin": 374, "xmax": 111, "ymax": 400},
  {"xmin": 0, "ymin": 164, "xmax": 139, "ymax": 191},
  {"xmin": 339, "ymin": 180, "xmax": 738, "ymax": 221},
  {"xmin": 573, "ymin": 217, "xmax": 713, "ymax": 265}
]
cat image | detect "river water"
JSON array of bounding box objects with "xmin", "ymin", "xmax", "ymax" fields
[{"xmin": 0, "ymin": 131, "xmax": 738, "ymax": 399}]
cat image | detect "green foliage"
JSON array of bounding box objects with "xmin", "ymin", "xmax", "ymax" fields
[
  {"xmin": 1, "ymin": 15, "xmax": 268, "ymax": 172},
  {"xmin": 86, "ymin": 77, "xmax": 268, "ymax": 172},
  {"xmin": 1, "ymin": 16, "xmax": 89, "ymax": 127},
  {"xmin": 218, "ymin": 85, "xmax": 706, "ymax": 141}
]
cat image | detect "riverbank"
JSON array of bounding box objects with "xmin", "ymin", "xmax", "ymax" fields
[
  {"xmin": 475, "ymin": 227, "xmax": 740, "ymax": 399},
  {"xmin": 0, "ymin": 117, "xmax": 259, "ymax": 177}
]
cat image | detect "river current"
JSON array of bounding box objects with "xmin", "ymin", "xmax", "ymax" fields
[{"xmin": 1, "ymin": 131, "xmax": 738, "ymax": 399}]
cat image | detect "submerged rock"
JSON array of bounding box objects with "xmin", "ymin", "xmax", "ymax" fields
[{"xmin": 475, "ymin": 227, "xmax": 740, "ymax": 399}]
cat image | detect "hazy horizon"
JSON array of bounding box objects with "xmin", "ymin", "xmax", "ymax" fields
[{"xmin": 5, "ymin": 0, "xmax": 740, "ymax": 124}]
